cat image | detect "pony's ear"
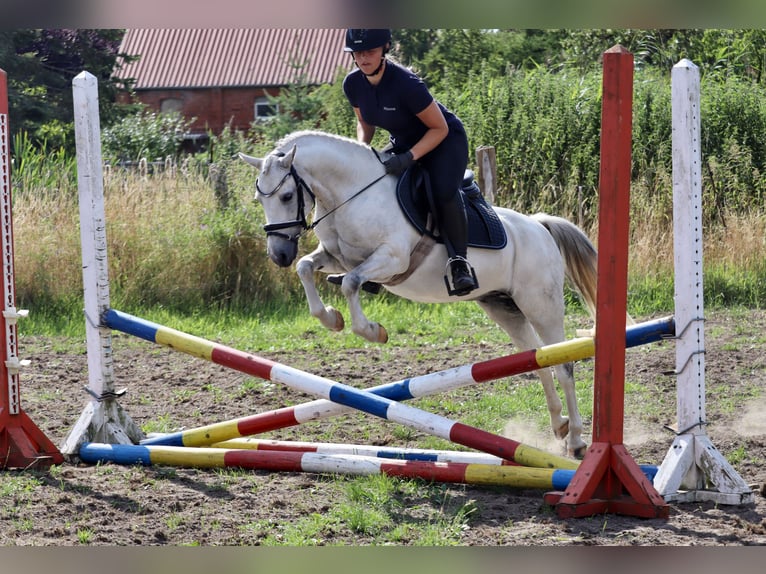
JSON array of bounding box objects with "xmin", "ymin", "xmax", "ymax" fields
[
  {"xmin": 277, "ymin": 145, "xmax": 297, "ymax": 169},
  {"xmin": 238, "ymin": 152, "xmax": 263, "ymax": 170}
]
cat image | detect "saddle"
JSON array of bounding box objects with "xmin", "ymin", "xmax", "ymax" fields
[{"xmin": 395, "ymin": 164, "xmax": 507, "ymax": 250}]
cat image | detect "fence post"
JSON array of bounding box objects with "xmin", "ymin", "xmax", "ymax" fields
[{"xmin": 475, "ymin": 145, "xmax": 496, "ymax": 204}]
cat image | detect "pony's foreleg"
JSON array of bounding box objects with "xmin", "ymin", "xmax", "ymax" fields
[
  {"xmin": 295, "ymin": 249, "xmax": 345, "ymax": 332},
  {"xmin": 339, "ymin": 274, "xmax": 388, "ymax": 344},
  {"xmin": 339, "ymin": 249, "xmax": 410, "ymax": 344}
]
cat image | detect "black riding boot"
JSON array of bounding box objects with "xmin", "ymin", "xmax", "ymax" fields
[{"xmin": 437, "ymin": 194, "xmax": 478, "ymax": 296}]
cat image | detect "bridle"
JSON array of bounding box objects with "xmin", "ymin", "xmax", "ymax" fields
[
  {"xmin": 256, "ymin": 164, "xmax": 316, "ymax": 243},
  {"xmin": 256, "ymin": 150, "xmax": 388, "ymax": 245}
]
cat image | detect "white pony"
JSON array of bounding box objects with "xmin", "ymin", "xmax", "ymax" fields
[{"xmin": 240, "ymin": 130, "xmax": 600, "ymax": 458}]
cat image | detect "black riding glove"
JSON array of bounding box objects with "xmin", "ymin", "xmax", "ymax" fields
[{"xmin": 383, "ymin": 150, "xmax": 415, "ymax": 175}]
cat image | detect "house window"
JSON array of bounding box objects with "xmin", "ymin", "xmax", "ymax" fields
[
  {"xmin": 160, "ymin": 97, "xmax": 184, "ymax": 113},
  {"xmin": 255, "ymin": 96, "xmax": 278, "ymax": 121}
]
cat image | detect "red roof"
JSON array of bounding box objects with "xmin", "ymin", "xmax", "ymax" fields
[{"xmin": 115, "ymin": 29, "xmax": 353, "ymax": 89}]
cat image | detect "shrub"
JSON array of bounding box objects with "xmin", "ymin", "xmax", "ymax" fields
[{"xmin": 101, "ymin": 110, "xmax": 194, "ymax": 164}]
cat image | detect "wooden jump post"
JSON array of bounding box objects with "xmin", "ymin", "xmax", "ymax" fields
[
  {"xmin": 543, "ymin": 46, "xmax": 670, "ymax": 518},
  {"xmin": 0, "ymin": 69, "xmax": 63, "ymax": 469},
  {"xmin": 475, "ymin": 145, "xmax": 496, "ymax": 204},
  {"xmin": 653, "ymin": 59, "xmax": 752, "ymax": 505},
  {"xmin": 59, "ymin": 71, "xmax": 144, "ymax": 457}
]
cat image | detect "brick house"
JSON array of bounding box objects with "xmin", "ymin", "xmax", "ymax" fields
[{"xmin": 114, "ymin": 29, "xmax": 352, "ymax": 143}]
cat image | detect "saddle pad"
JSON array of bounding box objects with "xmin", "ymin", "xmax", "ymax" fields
[{"xmin": 396, "ymin": 166, "xmax": 507, "ymax": 250}]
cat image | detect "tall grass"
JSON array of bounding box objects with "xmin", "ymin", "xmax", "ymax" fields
[
  {"xmin": 11, "ymin": 131, "xmax": 78, "ymax": 196},
  {"xmin": 14, "ymin": 158, "xmax": 308, "ymax": 324},
  {"xmin": 437, "ymin": 67, "xmax": 766, "ymax": 226}
]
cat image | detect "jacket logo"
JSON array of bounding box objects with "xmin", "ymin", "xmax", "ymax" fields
[{"xmin": 383, "ymin": 106, "xmax": 396, "ymax": 111}]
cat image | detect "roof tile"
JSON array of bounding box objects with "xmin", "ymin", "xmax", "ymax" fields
[{"xmin": 115, "ymin": 29, "xmax": 353, "ymax": 89}]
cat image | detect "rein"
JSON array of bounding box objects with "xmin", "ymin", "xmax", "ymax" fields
[{"xmin": 258, "ymin": 150, "xmax": 387, "ymax": 243}]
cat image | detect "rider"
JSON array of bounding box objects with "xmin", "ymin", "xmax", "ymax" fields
[{"xmin": 341, "ymin": 28, "xmax": 478, "ymax": 296}]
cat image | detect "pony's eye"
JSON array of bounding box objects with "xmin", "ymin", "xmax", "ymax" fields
[{"xmin": 281, "ymin": 191, "xmax": 294, "ymax": 203}]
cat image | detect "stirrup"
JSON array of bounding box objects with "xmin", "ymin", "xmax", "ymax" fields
[
  {"xmin": 444, "ymin": 257, "xmax": 478, "ymax": 297},
  {"xmin": 327, "ymin": 274, "xmax": 382, "ymax": 295}
]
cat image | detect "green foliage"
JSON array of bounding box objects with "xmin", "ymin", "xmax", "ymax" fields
[
  {"xmin": 705, "ymin": 262, "xmax": 766, "ymax": 308},
  {"xmin": 440, "ymin": 65, "xmax": 604, "ymax": 215},
  {"xmin": 101, "ymin": 110, "xmax": 194, "ymax": 164},
  {"xmin": 556, "ymin": 29, "xmax": 766, "ymax": 76},
  {"xmin": 430, "ymin": 63, "xmax": 766, "ymax": 225},
  {"xmin": 699, "ymin": 75, "xmax": 766, "ymax": 220},
  {"xmin": 310, "ymin": 70, "xmax": 358, "ymax": 139},
  {"xmin": 196, "ymin": 201, "xmax": 305, "ymax": 309},
  {"xmin": 2, "ymin": 29, "xmax": 135, "ymax": 155},
  {"xmin": 407, "ymin": 29, "xmax": 512, "ymax": 92},
  {"xmin": 11, "ymin": 130, "xmax": 77, "ymax": 195}
]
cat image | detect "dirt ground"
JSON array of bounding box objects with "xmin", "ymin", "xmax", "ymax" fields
[{"xmin": 1, "ymin": 308, "xmax": 765, "ymax": 547}]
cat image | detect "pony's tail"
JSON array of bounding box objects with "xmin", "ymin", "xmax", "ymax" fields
[
  {"xmin": 532, "ymin": 213, "xmax": 635, "ymax": 327},
  {"xmin": 532, "ymin": 213, "xmax": 599, "ymax": 320}
]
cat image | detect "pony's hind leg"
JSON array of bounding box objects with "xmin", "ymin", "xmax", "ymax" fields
[
  {"xmin": 517, "ymin": 296, "xmax": 587, "ymax": 459},
  {"xmin": 476, "ymin": 297, "xmax": 571, "ymax": 451},
  {"xmin": 552, "ymin": 361, "xmax": 586, "ymax": 458}
]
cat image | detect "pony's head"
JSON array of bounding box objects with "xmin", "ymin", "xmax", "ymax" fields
[{"xmin": 239, "ymin": 145, "xmax": 312, "ymax": 267}]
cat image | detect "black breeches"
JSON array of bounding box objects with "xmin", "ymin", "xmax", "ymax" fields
[
  {"xmin": 418, "ymin": 129, "xmax": 469, "ymax": 204},
  {"xmin": 418, "ymin": 130, "xmax": 470, "ymax": 258}
]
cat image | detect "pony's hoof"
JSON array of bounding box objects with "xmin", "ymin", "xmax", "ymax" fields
[
  {"xmin": 568, "ymin": 444, "xmax": 588, "ymax": 460},
  {"xmin": 554, "ymin": 419, "xmax": 569, "ymax": 440},
  {"xmin": 376, "ymin": 324, "xmax": 388, "ymax": 344},
  {"xmin": 328, "ymin": 308, "xmax": 344, "ymax": 331}
]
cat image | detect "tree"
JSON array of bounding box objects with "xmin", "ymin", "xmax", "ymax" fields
[{"xmin": 1, "ymin": 29, "xmax": 136, "ymax": 152}]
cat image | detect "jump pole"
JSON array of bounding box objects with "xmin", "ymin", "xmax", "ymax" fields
[
  {"xmin": 544, "ymin": 45, "xmax": 670, "ymax": 518},
  {"xmin": 79, "ymin": 442, "xmax": 658, "ymax": 490},
  {"xmin": 209, "ymin": 437, "xmax": 523, "ymax": 465},
  {"xmin": 98, "ymin": 308, "xmax": 578, "ymax": 470},
  {"xmin": 59, "ymin": 71, "xmax": 143, "ymax": 458},
  {"xmin": 653, "ymin": 59, "xmax": 752, "ymax": 505},
  {"xmin": 135, "ymin": 314, "xmax": 674, "ymax": 448},
  {"xmin": 207, "ymin": 437, "xmax": 657, "ymax": 479},
  {"xmin": 0, "ymin": 69, "xmax": 64, "ymax": 469}
]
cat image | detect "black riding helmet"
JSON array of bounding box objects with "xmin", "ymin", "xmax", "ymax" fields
[{"xmin": 344, "ymin": 29, "xmax": 392, "ymax": 52}]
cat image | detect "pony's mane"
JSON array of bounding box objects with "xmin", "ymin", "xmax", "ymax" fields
[{"xmin": 275, "ymin": 130, "xmax": 374, "ymax": 159}]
